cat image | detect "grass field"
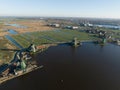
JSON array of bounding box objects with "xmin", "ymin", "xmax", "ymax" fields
[
  {"xmin": 11, "ymin": 29, "xmax": 97, "ymax": 48},
  {"xmin": 0, "ymin": 37, "xmax": 16, "ymax": 65}
]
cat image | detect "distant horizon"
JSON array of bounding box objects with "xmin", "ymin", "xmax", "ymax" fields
[
  {"xmin": 1, "ymin": 0, "xmax": 120, "ymax": 19},
  {"xmin": 1, "ymin": 15, "xmax": 120, "ymax": 20}
]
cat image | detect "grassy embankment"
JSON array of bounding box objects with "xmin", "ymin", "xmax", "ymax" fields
[
  {"xmin": 0, "ymin": 37, "xmax": 16, "ymax": 65},
  {"xmin": 0, "ymin": 22, "xmax": 15, "ymax": 65}
]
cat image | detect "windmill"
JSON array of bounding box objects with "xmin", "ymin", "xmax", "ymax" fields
[{"xmin": 0, "ymin": 43, "xmax": 37, "ymax": 77}]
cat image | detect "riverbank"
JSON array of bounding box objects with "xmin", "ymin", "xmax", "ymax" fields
[
  {"xmin": 0, "ymin": 41, "xmax": 119, "ymax": 87},
  {"xmin": 0, "ymin": 65, "xmax": 43, "ymax": 85},
  {"xmin": 1, "ymin": 42, "xmax": 120, "ymax": 90},
  {"xmin": 0, "ymin": 43, "xmax": 53, "ymax": 85}
]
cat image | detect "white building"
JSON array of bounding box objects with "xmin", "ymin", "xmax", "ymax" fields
[
  {"xmin": 53, "ymin": 24, "xmax": 60, "ymax": 28},
  {"xmin": 72, "ymin": 26, "xmax": 79, "ymax": 30}
]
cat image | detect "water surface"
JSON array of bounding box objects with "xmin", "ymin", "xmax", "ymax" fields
[
  {"xmin": 6, "ymin": 24, "xmax": 27, "ymax": 29},
  {"xmin": 5, "ymin": 35, "xmax": 23, "ymax": 49},
  {"xmin": 8, "ymin": 29, "xmax": 18, "ymax": 34},
  {"xmin": 94, "ymin": 24, "xmax": 120, "ymax": 29},
  {"xmin": 0, "ymin": 43, "xmax": 120, "ymax": 90}
]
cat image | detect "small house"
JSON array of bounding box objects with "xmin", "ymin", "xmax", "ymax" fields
[{"xmin": 72, "ymin": 26, "xmax": 79, "ymax": 30}]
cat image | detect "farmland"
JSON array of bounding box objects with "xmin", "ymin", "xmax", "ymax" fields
[
  {"xmin": 0, "ymin": 29, "xmax": 96, "ymax": 65},
  {"xmin": 1, "ymin": 17, "xmax": 120, "ymax": 65},
  {"xmin": 11, "ymin": 29, "xmax": 97, "ymax": 48},
  {"xmin": 0, "ymin": 19, "xmax": 54, "ymax": 36},
  {"xmin": 0, "ymin": 37, "xmax": 16, "ymax": 65}
]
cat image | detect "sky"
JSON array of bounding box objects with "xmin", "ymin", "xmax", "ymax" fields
[{"xmin": 0, "ymin": 0, "xmax": 120, "ymax": 18}]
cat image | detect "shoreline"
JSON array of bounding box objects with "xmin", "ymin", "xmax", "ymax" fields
[
  {"xmin": 0, "ymin": 44, "xmax": 54, "ymax": 85},
  {"xmin": 0, "ymin": 65, "xmax": 43, "ymax": 85},
  {"xmin": 0, "ymin": 41, "xmax": 105, "ymax": 85}
]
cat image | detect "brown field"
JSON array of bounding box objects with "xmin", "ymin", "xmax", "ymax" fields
[
  {"xmin": 0, "ymin": 32, "xmax": 8, "ymax": 36},
  {"xmin": 0, "ymin": 37, "xmax": 16, "ymax": 65},
  {"xmin": 2, "ymin": 20, "xmax": 54, "ymax": 34},
  {"xmin": 0, "ymin": 19, "xmax": 55, "ymax": 64},
  {"xmin": 0, "ymin": 22, "xmax": 8, "ymax": 36}
]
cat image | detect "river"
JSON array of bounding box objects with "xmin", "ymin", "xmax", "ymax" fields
[
  {"xmin": 0, "ymin": 43, "xmax": 120, "ymax": 90},
  {"xmin": 94, "ymin": 24, "xmax": 120, "ymax": 29}
]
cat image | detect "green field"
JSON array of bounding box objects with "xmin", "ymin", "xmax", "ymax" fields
[
  {"xmin": 0, "ymin": 37, "xmax": 15, "ymax": 65},
  {"xmin": 1, "ymin": 29, "xmax": 97, "ymax": 65},
  {"xmin": 11, "ymin": 29, "xmax": 97, "ymax": 48}
]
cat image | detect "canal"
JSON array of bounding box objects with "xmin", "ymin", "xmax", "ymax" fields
[
  {"xmin": 0, "ymin": 43, "xmax": 120, "ymax": 90},
  {"xmin": 5, "ymin": 24, "xmax": 27, "ymax": 29},
  {"xmin": 8, "ymin": 29, "xmax": 18, "ymax": 34},
  {"xmin": 5, "ymin": 35, "xmax": 23, "ymax": 49}
]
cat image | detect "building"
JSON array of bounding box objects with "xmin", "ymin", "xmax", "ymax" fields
[
  {"xmin": 53, "ymin": 24, "xmax": 60, "ymax": 28},
  {"xmin": 66, "ymin": 26, "xmax": 79, "ymax": 30},
  {"xmin": 72, "ymin": 26, "xmax": 79, "ymax": 30},
  {"xmin": 117, "ymin": 40, "xmax": 120, "ymax": 45},
  {"xmin": 47, "ymin": 23, "xmax": 60, "ymax": 28}
]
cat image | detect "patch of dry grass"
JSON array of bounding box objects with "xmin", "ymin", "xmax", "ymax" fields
[{"xmin": 3, "ymin": 20, "xmax": 54, "ymax": 34}]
